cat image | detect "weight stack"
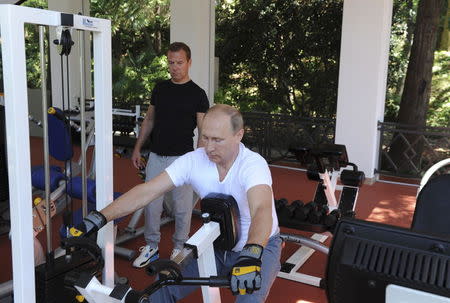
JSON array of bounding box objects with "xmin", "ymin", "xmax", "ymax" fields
[
  {"xmin": 0, "ymin": 105, "xmax": 9, "ymax": 202},
  {"xmin": 35, "ymin": 250, "xmax": 101, "ymax": 303}
]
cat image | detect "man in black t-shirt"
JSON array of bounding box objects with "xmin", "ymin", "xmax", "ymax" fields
[{"xmin": 131, "ymin": 42, "xmax": 209, "ymax": 268}]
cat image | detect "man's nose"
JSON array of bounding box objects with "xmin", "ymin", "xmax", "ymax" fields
[{"xmin": 205, "ymin": 140, "xmax": 214, "ymax": 152}]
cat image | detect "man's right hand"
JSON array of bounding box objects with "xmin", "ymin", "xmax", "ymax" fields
[
  {"xmin": 131, "ymin": 149, "xmax": 145, "ymax": 169},
  {"xmin": 69, "ymin": 210, "xmax": 107, "ymax": 237}
]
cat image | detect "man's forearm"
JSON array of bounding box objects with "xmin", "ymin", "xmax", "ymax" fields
[
  {"xmin": 246, "ymin": 185, "xmax": 273, "ymax": 247},
  {"xmin": 101, "ymin": 183, "xmax": 153, "ymax": 222},
  {"xmin": 246, "ymin": 208, "xmax": 272, "ymax": 247},
  {"xmin": 101, "ymin": 172, "xmax": 175, "ymax": 222},
  {"xmin": 134, "ymin": 118, "xmax": 153, "ymax": 152}
]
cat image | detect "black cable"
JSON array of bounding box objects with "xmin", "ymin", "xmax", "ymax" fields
[
  {"xmin": 66, "ymin": 54, "xmax": 75, "ymax": 223},
  {"xmin": 54, "ymin": 32, "xmax": 74, "ymax": 228},
  {"xmin": 14, "ymin": 0, "xmax": 28, "ymax": 5},
  {"xmin": 59, "ymin": 51, "xmax": 74, "ymax": 231},
  {"xmin": 59, "ymin": 54, "xmax": 72, "ymax": 230}
]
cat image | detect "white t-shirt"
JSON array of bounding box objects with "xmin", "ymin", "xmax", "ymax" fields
[{"xmin": 166, "ymin": 143, "xmax": 280, "ymax": 251}]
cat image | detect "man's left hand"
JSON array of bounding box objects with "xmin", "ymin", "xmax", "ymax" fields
[{"xmin": 230, "ymin": 244, "xmax": 264, "ymax": 295}]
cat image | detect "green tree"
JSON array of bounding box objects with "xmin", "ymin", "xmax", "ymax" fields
[
  {"xmin": 215, "ymin": 0, "xmax": 343, "ymax": 117},
  {"xmin": 0, "ymin": 0, "xmax": 47, "ymax": 90},
  {"xmin": 90, "ymin": 0, "xmax": 170, "ymax": 105},
  {"xmin": 427, "ymin": 50, "xmax": 450, "ymax": 127},
  {"xmin": 388, "ymin": 0, "xmax": 447, "ymax": 172},
  {"xmin": 385, "ymin": 0, "xmax": 418, "ymax": 121},
  {"xmin": 396, "ymin": 0, "xmax": 445, "ymax": 128}
]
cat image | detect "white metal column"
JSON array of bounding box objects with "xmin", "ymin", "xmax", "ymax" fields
[
  {"xmin": 170, "ymin": 0, "xmax": 215, "ymax": 104},
  {"xmin": 0, "ymin": 5, "xmax": 113, "ymax": 301},
  {"xmin": 335, "ymin": 0, "xmax": 393, "ymax": 179},
  {"xmin": 91, "ymin": 17, "xmax": 115, "ymax": 287},
  {"xmin": 0, "ymin": 6, "xmax": 37, "ymax": 303}
]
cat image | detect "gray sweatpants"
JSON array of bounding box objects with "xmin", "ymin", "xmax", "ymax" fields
[{"xmin": 144, "ymin": 152, "xmax": 194, "ymax": 250}]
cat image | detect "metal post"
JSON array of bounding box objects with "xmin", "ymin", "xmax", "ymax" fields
[
  {"xmin": 79, "ymin": 29, "xmax": 88, "ymax": 218},
  {"xmin": 39, "ymin": 25, "xmax": 53, "ymax": 254},
  {"xmin": 92, "ymin": 19, "xmax": 115, "ymax": 287},
  {"xmin": 0, "ymin": 6, "xmax": 36, "ymax": 301}
]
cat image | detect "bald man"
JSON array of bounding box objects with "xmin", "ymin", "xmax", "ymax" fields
[{"xmin": 74, "ymin": 104, "xmax": 281, "ymax": 302}]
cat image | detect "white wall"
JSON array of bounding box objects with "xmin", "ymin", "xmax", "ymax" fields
[
  {"xmin": 170, "ymin": 0, "xmax": 215, "ymax": 104},
  {"xmin": 48, "ymin": 0, "xmax": 92, "ymax": 109},
  {"xmin": 335, "ymin": 0, "xmax": 393, "ymax": 179}
]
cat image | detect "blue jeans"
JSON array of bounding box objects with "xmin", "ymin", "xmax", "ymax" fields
[{"xmin": 150, "ymin": 234, "xmax": 282, "ymax": 303}]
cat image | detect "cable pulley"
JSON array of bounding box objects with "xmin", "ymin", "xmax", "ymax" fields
[{"xmin": 53, "ymin": 29, "xmax": 74, "ymax": 56}]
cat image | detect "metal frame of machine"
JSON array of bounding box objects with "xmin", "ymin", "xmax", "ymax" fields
[{"xmin": 0, "ymin": 4, "xmax": 114, "ymax": 301}]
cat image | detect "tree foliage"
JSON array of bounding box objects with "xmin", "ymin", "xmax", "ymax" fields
[
  {"xmin": 215, "ymin": 0, "xmax": 343, "ymax": 117},
  {"xmin": 0, "ymin": 0, "xmax": 47, "ymax": 90},
  {"xmin": 91, "ymin": 0, "xmax": 171, "ymax": 105},
  {"xmin": 1, "ymin": 0, "xmax": 171, "ymax": 105},
  {"xmin": 386, "ymin": 0, "xmax": 449, "ymax": 127},
  {"xmin": 427, "ymin": 50, "xmax": 450, "ymax": 126},
  {"xmin": 387, "ymin": 0, "xmax": 447, "ymax": 172},
  {"xmin": 385, "ymin": 0, "xmax": 417, "ymax": 121},
  {"xmin": 1, "ymin": 0, "xmax": 448, "ymax": 128},
  {"xmin": 396, "ymin": 0, "xmax": 445, "ymax": 128}
]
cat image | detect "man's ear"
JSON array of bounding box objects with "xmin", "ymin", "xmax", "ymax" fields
[{"xmin": 236, "ymin": 128, "xmax": 244, "ymax": 141}]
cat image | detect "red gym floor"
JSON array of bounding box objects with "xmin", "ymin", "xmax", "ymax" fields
[{"xmin": 0, "ymin": 137, "xmax": 419, "ymax": 302}]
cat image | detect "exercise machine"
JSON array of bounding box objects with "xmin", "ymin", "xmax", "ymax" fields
[
  {"xmin": 326, "ymin": 218, "xmax": 450, "ymax": 303},
  {"xmin": 70, "ymin": 212, "xmax": 229, "ymax": 303},
  {"xmin": 0, "ymin": 5, "xmax": 114, "ymax": 302},
  {"xmin": 68, "ymin": 193, "xmax": 239, "ymax": 303},
  {"xmin": 112, "ymin": 105, "xmax": 143, "ymax": 158},
  {"xmin": 69, "ymin": 188, "xmax": 450, "ymax": 303},
  {"xmin": 276, "ymin": 144, "xmax": 365, "ymax": 286}
]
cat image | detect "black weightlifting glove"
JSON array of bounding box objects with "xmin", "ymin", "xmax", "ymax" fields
[
  {"xmin": 69, "ymin": 210, "xmax": 107, "ymax": 237},
  {"xmin": 230, "ymin": 244, "xmax": 264, "ymax": 295}
]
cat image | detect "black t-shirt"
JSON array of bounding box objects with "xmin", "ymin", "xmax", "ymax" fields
[{"xmin": 149, "ymin": 80, "xmax": 209, "ymax": 156}]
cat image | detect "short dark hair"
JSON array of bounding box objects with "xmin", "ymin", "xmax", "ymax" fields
[
  {"xmin": 206, "ymin": 104, "xmax": 244, "ymax": 134},
  {"xmin": 168, "ymin": 42, "xmax": 191, "ymax": 60}
]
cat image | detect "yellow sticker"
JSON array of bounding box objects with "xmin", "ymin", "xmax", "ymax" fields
[
  {"xmin": 250, "ymin": 246, "xmax": 261, "ymax": 255},
  {"xmin": 33, "ymin": 197, "xmax": 42, "ymax": 206},
  {"xmin": 69, "ymin": 227, "xmax": 83, "ymax": 237},
  {"xmin": 75, "ymin": 295, "xmax": 85, "ymax": 302},
  {"xmin": 232, "ymin": 265, "xmax": 260, "ymax": 276}
]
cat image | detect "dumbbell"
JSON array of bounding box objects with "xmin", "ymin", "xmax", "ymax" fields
[
  {"xmin": 340, "ymin": 168, "xmax": 365, "ymax": 187},
  {"xmin": 136, "ymin": 156, "xmax": 148, "ymax": 180},
  {"xmin": 284, "ymin": 200, "xmax": 304, "ymax": 218},
  {"xmin": 342, "ymin": 209, "xmax": 356, "ymax": 218},
  {"xmin": 275, "ymin": 198, "xmax": 288, "ymax": 212},
  {"xmin": 278, "ymin": 200, "xmax": 301, "ymax": 220},
  {"xmin": 324, "ymin": 209, "xmax": 342, "ymax": 228},
  {"xmin": 308, "ymin": 204, "xmax": 329, "ymax": 224},
  {"xmin": 295, "ymin": 201, "xmax": 317, "ymax": 222},
  {"xmin": 137, "ymin": 171, "xmax": 146, "ymax": 181},
  {"xmin": 290, "ymin": 200, "xmax": 304, "ymax": 214}
]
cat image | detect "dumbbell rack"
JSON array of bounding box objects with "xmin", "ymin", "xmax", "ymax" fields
[
  {"xmin": 276, "ymin": 173, "xmax": 337, "ymax": 288},
  {"xmin": 277, "ymin": 144, "xmax": 364, "ymax": 287}
]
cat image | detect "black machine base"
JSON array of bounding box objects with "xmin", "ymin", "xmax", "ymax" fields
[{"xmin": 35, "ymin": 250, "xmax": 100, "ymax": 303}]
